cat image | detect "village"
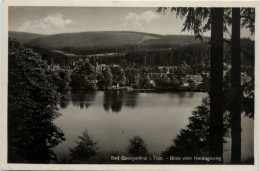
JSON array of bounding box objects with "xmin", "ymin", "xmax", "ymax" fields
[
  {"xmin": 48, "ymin": 58, "xmax": 208, "ymax": 92},
  {"xmin": 48, "ymin": 57, "xmax": 251, "ymax": 92}
]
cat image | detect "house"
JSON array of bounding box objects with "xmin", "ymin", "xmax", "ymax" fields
[
  {"xmin": 112, "ymin": 64, "xmax": 119, "ymax": 68},
  {"xmin": 49, "ymin": 64, "xmax": 61, "ymax": 70},
  {"xmin": 95, "ymin": 63, "xmax": 106, "ymax": 74},
  {"xmin": 187, "ymin": 75, "xmax": 203, "ymax": 85},
  {"xmin": 149, "ymin": 80, "xmax": 156, "ymax": 87},
  {"xmin": 179, "ymin": 82, "xmax": 189, "ymax": 90}
]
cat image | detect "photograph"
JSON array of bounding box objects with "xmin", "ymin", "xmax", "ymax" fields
[{"xmin": 1, "ymin": 1, "xmax": 259, "ymax": 170}]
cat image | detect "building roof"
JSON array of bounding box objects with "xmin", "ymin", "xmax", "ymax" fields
[{"xmin": 188, "ymin": 75, "xmax": 203, "ymax": 82}]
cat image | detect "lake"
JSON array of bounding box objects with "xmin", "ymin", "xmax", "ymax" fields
[{"xmin": 54, "ymin": 90, "xmax": 253, "ymax": 163}]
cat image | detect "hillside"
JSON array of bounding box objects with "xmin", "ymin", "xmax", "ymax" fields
[
  {"xmin": 26, "ymin": 31, "xmax": 163, "ymax": 49},
  {"xmin": 9, "ymin": 31, "xmax": 45, "ymax": 44},
  {"xmin": 142, "ymin": 35, "xmax": 210, "ymax": 46},
  {"xmin": 9, "ymin": 31, "xmax": 253, "ymax": 69},
  {"xmin": 9, "ymin": 31, "xmax": 210, "ymax": 50}
]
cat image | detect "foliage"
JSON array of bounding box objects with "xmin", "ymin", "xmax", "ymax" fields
[
  {"xmin": 70, "ymin": 130, "xmax": 99, "ymax": 162},
  {"xmin": 100, "ymin": 66, "xmax": 113, "ymax": 89},
  {"xmin": 162, "ymin": 98, "xmax": 209, "ymax": 158},
  {"xmin": 240, "ymin": 8, "xmax": 255, "ymax": 35},
  {"xmin": 8, "ymin": 38, "xmax": 65, "ymax": 163},
  {"xmin": 157, "ymin": 8, "xmax": 254, "ymax": 164},
  {"xmin": 127, "ymin": 136, "xmax": 149, "ymax": 157},
  {"xmin": 125, "ymin": 67, "xmax": 141, "ymax": 88},
  {"xmin": 157, "ymin": 7, "xmax": 255, "ymax": 40},
  {"xmin": 55, "ymin": 70, "xmax": 71, "ymax": 92},
  {"xmin": 187, "ymin": 78, "xmax": 196, "ymax": 91},
  {"xmin": 157, "ymin": 7, "xmax": 211, "ymax": 41},
  {"xmin": 162, "ymin": 98, "xmax": 229, "ymax": 161},
  {"xmin": 111, "ymin": 66, "xmax": 126, "ymax": 86},
  {"xmin": 71, "ymin": 59, "xmax": 97, "ymax": 90},
  {"xmin": 241, "ymin": 80, "xmax": 254, "ymax": 118},
  {"xmin": 224, "ymin": 68, "xmax": 254, "ymax": 118}
]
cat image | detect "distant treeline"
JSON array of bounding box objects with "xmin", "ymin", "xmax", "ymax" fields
[
  {"xmin": 29, "ymin": 38, "xmax": 254, "ymax": 69},
  {"xmin": 60, "ymin": 43, "xmax": 184, "ymax": 55}
]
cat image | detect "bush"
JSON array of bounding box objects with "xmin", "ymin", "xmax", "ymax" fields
[
  {"xmin": 127, "ymin": 136, "xmax": 149, "ymax": 157},
  {"xmin": 70, "ymin": 130, "xmax": 99, "ymax": 162}
]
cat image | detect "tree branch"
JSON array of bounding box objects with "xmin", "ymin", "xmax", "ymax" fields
[{"xmin": 240, "ymin": 15, "xmax": 254, "ymax": 20}]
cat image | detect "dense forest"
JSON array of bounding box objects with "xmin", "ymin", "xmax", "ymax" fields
[{"xmin": 27, "ymin": 38, "xmax": 254, "ymax": 73}]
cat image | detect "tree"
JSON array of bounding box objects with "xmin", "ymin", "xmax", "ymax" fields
[
  {"xmin": 70, "ymin": 130, "xmax": 99, "ymax": 162},
  {"xmin": 71, "ymin": 59, "xmax": 97, "ymax": 90},
  {"xmin": 187, "ymin": 78, "xmax": 196, "ymax": 91},
  {"xmin": 125, "ymin": 68, "xmax": 141, "ymax": 88},
  {"xmin": 162, "ymin": 98, "xmax": 210, "ymax": 158},
  {"xmin": 162, "ymin": 97, "xmax": 230, "ymax": 163},
  {"xmin": 230, "ymin": 8, "xmax": 241, "ymax": 164},
  {"xmin": 223, "ymin": 8, "xmax": 255, "ymax": 163},
  {"xmin": 198, "ymin": 73, "xmax": 210, "ymax": 92},
  {"xmin": 158, "ymin": 7, "xmax": 255, "ymax": 164},
  {"xmin": 157, "ymin": 7, "xmax": 224, "ymax": 163},
  {"xmin": 111, "ymin": 66, "xmax": 126, "ymax": 86},
  {"xmin": 55, "ymin": 70, "xmax": 71, "ymax": 92},
  {"xmin": 8, "ymin": 38, "xmax": 65, "ymax": 163},
  {"xmin": 127, "ymin": 136, "xmax": 149, "ymax": 157},
  {"xmin": 101, "ymin": 66, "xmax": 113, "ymax": 89},
  {"xmin": 231, "ymin": 8, "xmax": 255, "ymax": 163},
  {"xmin": 175, "ymin": 61, "xmax": 192, "ymax": 87},
  {"xmin": 209, "ymin": 8, "xmax": 224, "ymax": 162}
]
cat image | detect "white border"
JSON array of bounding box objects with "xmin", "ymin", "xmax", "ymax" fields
[{"xmin": 1, "ymin": 1, "xmax": 259, "ymax": 170}]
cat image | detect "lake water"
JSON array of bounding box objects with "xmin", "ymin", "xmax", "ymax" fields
[{"xmin": 54, "ymin": 90, "xmax": 253, "ymax": 163}]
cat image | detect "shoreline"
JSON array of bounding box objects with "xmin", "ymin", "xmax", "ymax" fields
[{"xmin": 67, "ymin": 88, "xmax": 207, "ymax": 93}]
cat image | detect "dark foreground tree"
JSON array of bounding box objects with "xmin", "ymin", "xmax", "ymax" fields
[
  {"xmin": 8, "ymin": 38, "xmax": 65, "ymax": 163},
  {"xmin": 157, "ymin": 7, "xmax": 255, "ymax": 164},
  {"xmin": 162, "ymin": 97, "xmax": 230, "ymax": 163},
  {"xmin": 230, "ymin": 7, "xmax": 241, "ymax": 164},
  {"xmin": 70, "ymin": 130, "xmax": 99, "ymax": 162},
  {"xmin": 127, "ymin": 136, "xmax": 149, "ymax": 157},
  {"xmin": 229, "ymin": 8, "xmax": 255, "ymax": 163},
  {"xmin": 162, "ymin": 98, "xmax": 210, "ymax": 158},
  {"xmin": 209, "ymin": 8, "xmax": 224, "ymax": 162},
  {"xmin": 157, "ymin": 7, "xmax": 224, "ymax": 163}
]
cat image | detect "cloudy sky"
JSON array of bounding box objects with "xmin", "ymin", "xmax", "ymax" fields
[{"xmin": 9, "ymin": 7, "xmax": 253, "ymax": 38}]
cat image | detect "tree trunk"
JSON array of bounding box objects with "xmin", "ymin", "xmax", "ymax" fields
[
  {"xmin": 209, "ymin": 8, "xmax": 224, "ymax": 164},
  {"xmin": 231, "ymin": 8, "xmax": 242, "ymax": 164}
]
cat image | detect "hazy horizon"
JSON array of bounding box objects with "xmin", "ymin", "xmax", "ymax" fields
[{"xmin": 8, "ymin": 30, "xmax": 209, "ymax": 37}]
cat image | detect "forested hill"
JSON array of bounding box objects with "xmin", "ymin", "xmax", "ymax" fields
[
  {"xmin": 9, "ymin": 31, "xmax": 209, "ymax": 49},
  {"xmin": 9, "ymin": 31, "xmax": 45, "ymax": 44},
  {"xmin": 28, "ymin": 31, "xmax": 163, "ymax": 49},
  {"xmin": 8, "ymin": 31, "xmax": 253, "ymax": 68}
]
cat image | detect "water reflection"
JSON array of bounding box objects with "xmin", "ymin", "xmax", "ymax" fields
[
  {"xmin": 124, "ymin": 91, "xmax": 139, "ymax": 109},
  {"xmin": 177, "ymin": 92, "xmax": 185, "ymax": 104},
  {"xmin": 54, "ymin": 91, "xmax": 253, "ymax": 164},
  {"xmin": 61, "ymin": 90, "xmax": 140, "ymax": 112},
  {"xmin": 71, "ymin": 90, "xmax": 97, "ymax": 109},
  {"xmin": 54, "ymin": 91, "xmax": 209, "ymax": 162},
  {"xmin": 60, "ymin": 91, "xmax": 207, "ymax": 113},
  {"xmin": 103, "ymin": 91, "xmax": 123, "ymax": 113},
  {"xmin": 188, "ymin": 92, "xmax": 194, "ymax": 98},
  {"xmin": 103, "ymin": 91, "xmax": 139, "ymax": 113}
]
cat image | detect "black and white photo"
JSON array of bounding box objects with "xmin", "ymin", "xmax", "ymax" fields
[{"xmin": 1, "ymin": 1, "xmax": 259, "ymax": 170}]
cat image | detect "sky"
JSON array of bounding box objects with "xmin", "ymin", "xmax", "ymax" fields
[{"xmin": 9, "ymin": 7, "xmax": 253, "ymax": 38}]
